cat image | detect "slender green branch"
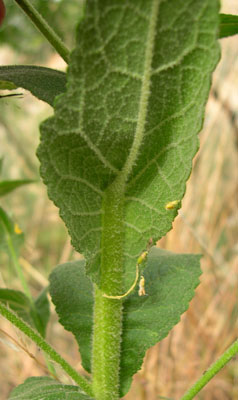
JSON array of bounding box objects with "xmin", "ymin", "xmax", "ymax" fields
[
  {"xmin": 0, "ymin": 303, "xmax": 94, "ymax": 398},
  {"xmin": 0, "ymin": 207, "xmax": 57, "ymax": 376},
  {"xmin": 14, "ymin": 0, "xmax": 70, "ymax": 63},
  {"xmin": 6, "ymin": 235, "xmax": 33, "ymax": 302},
  {"xmin": 180, "ymin": 340, "xmax": 238, "ymax": 400},
  {"xmin": 0, "ymin": 206, "xmax": 32, "ymax": 302}
]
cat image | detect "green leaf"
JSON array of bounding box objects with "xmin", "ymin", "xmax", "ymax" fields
[
  {"xmin": 49, "ymin": 260, "xmax": 93, "ymax": 373},
  {"xmin": 49, "ymin": 248, "xmax": 201, "ymax": 396},
  {"xmin": 38, "ymin": 0, "xmax": 220, "ymax": 288},
  {"xmin": 120, "ymin": 247, "xmax": 201, "ymax": 395},
  {"xmin": 9, "ymin": 376, "xmax": 94, "ymax": 400},
  {"xmin": 0, "ymin": 288, "xmax": 50, "ymax": 337},
  {"xmin": 0, "ymin": 207, "xmax": 24, "ymax": 254},
  {"xmin": 0, "ymin": 179, "xmax": 35, "ymax": 197},
  {"xmin": 0, "ymin": 81, "xmax": 17, "ymax": 90},
  {"xmin": 0, "ymin": 288, "xmax": 32, "ymax": 325},
  {"xmin": 219, "ymin": 13, "xmax": 238, "ymax": 38},
  {"xmin": 31, "ymin": 288, "xmax": 50, "ymax": 338},
  {"xmin": 0, "ymin": 66, "xmax": 66, "ymax": 106}
]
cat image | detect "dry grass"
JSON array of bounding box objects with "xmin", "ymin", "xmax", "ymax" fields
[{"xmin": 0, "ymin": 2, "xmax": 237, "ymax": 399}]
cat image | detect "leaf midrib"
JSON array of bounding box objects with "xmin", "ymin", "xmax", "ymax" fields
[{"xmin": 121, "ymin": 0, "xmax": 160, "ymax": 184}]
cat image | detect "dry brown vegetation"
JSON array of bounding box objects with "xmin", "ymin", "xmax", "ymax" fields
[{"xmin": 0, "ymin": 1, "xmax": 237, "ymax": 399}]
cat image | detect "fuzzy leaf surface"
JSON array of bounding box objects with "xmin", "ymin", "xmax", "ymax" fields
[
  {"xmin": 0, "ymin": 66, "xmax": 66, "ymax": 106},
  {"xmin": 49, "ymin": 248, "xmax": 201, "ymax": 396},
  {"xmin": 38, "ymin": 0, "xmax": 219, "ymax": 287},
  {"xmin": 9, "ymin": 377, "xmax": 94, "ymax": 400}
]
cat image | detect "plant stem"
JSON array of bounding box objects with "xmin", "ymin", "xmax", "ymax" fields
[
  {"xmin": 1, "ymin": 211, "xmax": 57, "ymax": 376},
  {"xmin": 6, "ymin": 235, "xmax": 33, "ymax": 302},
  {"xmin": 0, "ymin": 302, "xmax": 94, "ymax": 397},
  {"xmin": 180, "ymin": 340, "xmax": 238, "ymax": 400},
  {"xmin": 92, "ymin": 179, "xmax": 125, "ymax": 400},
  {"xmin": 14, "ymin": 0, "xmax": 70, "ymax": 63}
]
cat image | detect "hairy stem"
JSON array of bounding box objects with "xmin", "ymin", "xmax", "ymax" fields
[
  {"xmin": 0, "ymin": 303, "xmax": 94, "ymax": 397},
  {"xmin": 92, "ymin": 178, "xmax": 125, "ymax": 400},
  {"xmin": 180, "ymin": 340, "xmax": 238, "ymax": 400},
  {"xmin": 14, "ymin": 0, "xmax": 70, "ymax": 63}
]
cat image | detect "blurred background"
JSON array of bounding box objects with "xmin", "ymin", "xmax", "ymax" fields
[{"xmin": 0, "ymin": 0, "xmax": 237, "ymax": 399}]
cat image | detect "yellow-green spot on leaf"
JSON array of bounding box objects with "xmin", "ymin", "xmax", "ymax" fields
[{"xmin": 165, "ymin": 200, "xmax": 180, "ymax": 210}]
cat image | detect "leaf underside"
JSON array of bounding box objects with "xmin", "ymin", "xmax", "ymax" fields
[
  {"xmin": 0, "ymin": 65, "xmax": 66, "ymax": 106},
  {"xmin": 9, "ymin": 377, "xmax": 94, "ymax": 400},
  {"xmin": 38, "ymin": 0, "xmax": 219, "ymax": 288},
  {"xmin": 49, "ymin": 248, "xmax": 201, "ymax": 396}
]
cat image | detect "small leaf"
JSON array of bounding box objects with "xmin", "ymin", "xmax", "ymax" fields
[
  {"xmin": 0, "ymin": 179, "xmax": 35, "ymax": 197},
  {"xmin": 49, "ymin": 248, "xmax": 201, "ymax": 396},
  {"xmin": 0, "ymin": 66, "xmax": 66, "ymax": 106},
  {"xmin": 0, "ymin": 207, "xmax": 24, "ymax": 254},
  {"xmin": 31, "ymin": 287, "xmax": 50, "ymax": 338},
  {"xmin": 9, "ymin": 376, "xmax": 94, "ymax": 400},
  {"xmin": 219, "ymin": 13, "xmax": 238, "ymax": 38},
  {"xmin": 0, "ymin": 288, "xmax": 32, "ymax": 325}
]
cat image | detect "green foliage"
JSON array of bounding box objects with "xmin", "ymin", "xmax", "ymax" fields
[
  {"xmin": 0, "ymin": 1, "xmax": 225, "ymax": 399},
  {"xmin": 0, "ymin": 0, "xmax": 85, "ymax": 60},
  {"xmin": 0, "ymin": 289, "xmax": 32, "ymax": 324},
  {"xmin": 49, "ymin": 248, "xmax": 201, "ymax": 396},
  {"xmin": 37, "ymin": 0, "xmax": 220, "ymax": 291},
  {"xmin": 0, "ymin": 66, "xmax": 66, "ymax": 106},
  {"xmin": 9, "ymin": 377, "xmax": 94, "ymax": 400},
  {"xmin": 219, "ymin": 14, "xmax": 238, "ymax": 38},
  {"xmin": 0, "ymin": 179, "xmax": 35, "ymax": 197},
  {"xmin": 0, "ymin": 206, "xmax": 24, "ymax": 254},
  {"xmin": 31, "ymin": 288, "xmax": 50, "ymax": 337},
  {"xmin": 0, "ymin": 287, "xmax": 50, "ymax": 337},
  {"xmin": 0, "ymin": 81, "xmax": 17, "ymax": 90}
]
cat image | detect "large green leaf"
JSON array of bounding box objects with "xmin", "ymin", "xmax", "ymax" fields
[
  {"xmin": 49, "ymin": 248, "xmax": 201, "ymax": 396},
  {"xmin": 0, "ymin": 179, "xmax": 35, "ymax": 197},
  {"xmin": 219, "ymin": 13, "xmax": 238, "ymax": 38},
  {"xmin": 38, "ymin": 0, "xmax": 219, "ymax": 287},
  {"xmin": 9, "ymin": 376, "xmax": 94, "ymax": 400},
  {"xmin": 0, "ymin": 66, "xmax": 66, "ymax": 106}
]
